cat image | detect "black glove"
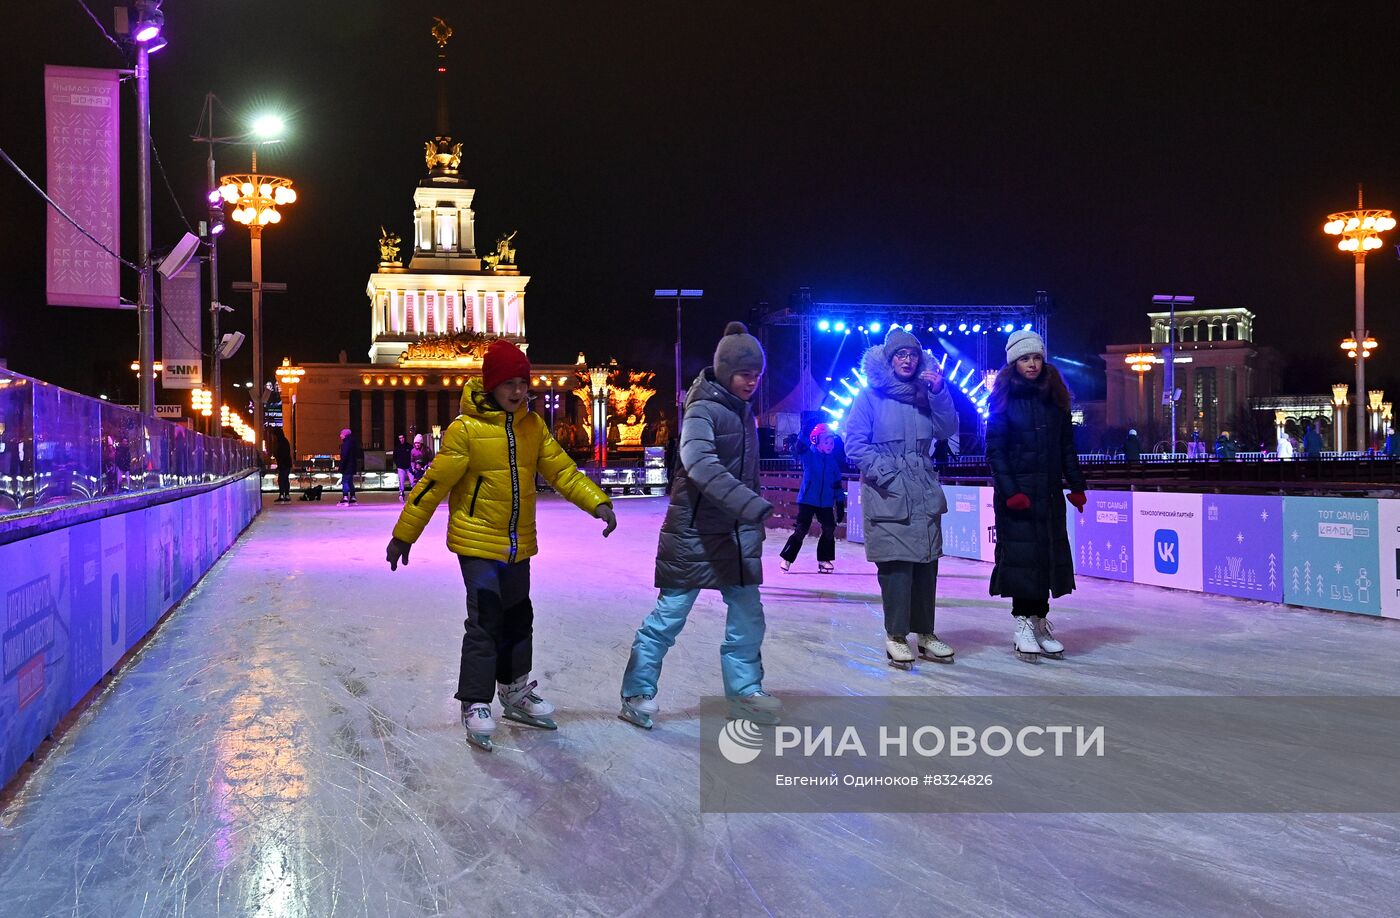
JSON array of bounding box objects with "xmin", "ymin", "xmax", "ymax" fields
[{"xmin": 386, "ymin": 538, "xmax": 412, "ymax": 570}]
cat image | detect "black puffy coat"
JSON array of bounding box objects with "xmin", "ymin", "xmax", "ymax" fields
[
  {"xmin": 986, "ymin": 373, "xmax": 1087, "ymax": 599},
  {"xmin": 654, "ymin": 369, "xmax": 772, "ymax": 589}
]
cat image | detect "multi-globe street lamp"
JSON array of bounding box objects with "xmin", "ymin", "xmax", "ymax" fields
[
  {"xmin": 218, "ymin": 130, "xmax": 296, "ymax": 447},
  {"xmin": 1330, "ymin": 384, "xmax": 1349, "ymax": 452},
  {"xmin": 1125, "ymin": 351, "xmax": 1154, "ymax": 431},
  {"xmin": 275, "ymin": 357, "xmax": 305, "ymax": 459},
  {"xmin": 1323, "ymin": 188, "xmax": 1395, "ymax": 451},
  {"xmin": 588, "ymin": 364, "xmax": 612, "ymax": 468}
]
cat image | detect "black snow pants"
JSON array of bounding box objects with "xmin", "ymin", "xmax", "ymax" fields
[{"xmin": 456, "ymin": 556, "xmax": 533, "ymax": 705}]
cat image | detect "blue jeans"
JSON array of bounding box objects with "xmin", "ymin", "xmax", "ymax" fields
[{"xmin": 622, "ymin": 586, "xmax": 766, "ymax": 699}]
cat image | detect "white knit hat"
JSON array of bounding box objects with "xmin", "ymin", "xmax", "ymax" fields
[{"xmin": 1005, "ymin": 330, "xmax": 1046, "ymax": 365}]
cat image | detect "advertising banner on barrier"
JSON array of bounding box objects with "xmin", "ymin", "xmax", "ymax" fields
[
  {"xmin": 940, "ymin": 485, "xmax": 982, "ymax": 560},
  {"xmin": 45, "ymin": 66, "xmax": 122, "ymax": 308},
  {"xmin": 1132, "ymin": 492, "xmax": 1204, "ymax": 592},
  {"xmin": 980, "ymin": 486, "xmax": 998, "ymax": 563},
  {"xmin": 1379, "ymin": 500, "xmax": 1400, "ymax": 620},
  {"xmin": 1202, "ymin": 495, "xmax": 1284, "ymax": 603},
  {"xmin": 1073, "ymin": 491, "xmax": 1134, "ymax": 581},
  {"xmin": 1283, "ymin": 497, "xmax": 1381, "ymax": 616}
]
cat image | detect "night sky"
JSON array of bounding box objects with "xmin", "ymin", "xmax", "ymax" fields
[{"xmin": 2, "ymin": 2, "xmax": 1398, "ymax": 407}]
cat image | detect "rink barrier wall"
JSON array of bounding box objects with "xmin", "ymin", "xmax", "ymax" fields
[
  {"xmin": 0, "ymin": 473, "xmax": 262, "ymax": 790},
  {"xmin": 932, "ymin": 486, "xmax": 1399, "ymax": 620}
]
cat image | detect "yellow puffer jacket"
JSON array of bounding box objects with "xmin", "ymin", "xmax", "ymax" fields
[{"xmin": 392, "ymin": 379, "xmax": 610, "ymax": 562}]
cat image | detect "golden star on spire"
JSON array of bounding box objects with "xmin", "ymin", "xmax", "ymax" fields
[{"xmin": 432, "ymin": 17, "xmax": 453, "ymax": 48}]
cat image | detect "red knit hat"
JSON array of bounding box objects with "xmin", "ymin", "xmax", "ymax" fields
[{"xmin": 481, "ymin": 339, "xmax": 531, "ymax": 391}]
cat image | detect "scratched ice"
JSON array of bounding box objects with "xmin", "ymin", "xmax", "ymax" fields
[{"xmin": 1, "ymin": 494, "xmax": 1398, "ymax": 916}]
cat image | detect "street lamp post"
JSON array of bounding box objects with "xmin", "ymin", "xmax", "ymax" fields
[
  {"xmin": 589, "ymin": 364, "xmax": 611, "ymax": 468},
  {"xmin": 1125, "ymin": 351, "xmax": 1154, "ymax": 434},
  {"xmin": 218, "ymin": 143, "xmax": 296, "ymax": 447},
  {"xmin": 275, "ymin": 357, "xmax": 304, "ymax": 459},
  {"xmin": 1331, "ymin": 384, "xmax": 1349, "ymax": 453},
  {"xmin": 1150, "ymin": 295, "xmax": 1194, "ymax": 455},
  {"xmin": 654, "ymin": 289, "xmax": 703, "ymax": 421},
  {"xmin": 1367, "ymin": 389, "xmax": 1385, "ymax": 452},
  {"xmin": 1323, "ymin": 186, "xmax": 1395, "ymax": 452}
]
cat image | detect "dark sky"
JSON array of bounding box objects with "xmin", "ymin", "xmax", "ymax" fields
[{"xmin": 2, "ymin": 1, "xmax": 1398, "ymax": 405}]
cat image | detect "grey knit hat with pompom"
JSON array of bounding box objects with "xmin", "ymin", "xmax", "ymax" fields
[{"xmin": 713, "ymin": 321, "xmax": 767, "ymax": 385}]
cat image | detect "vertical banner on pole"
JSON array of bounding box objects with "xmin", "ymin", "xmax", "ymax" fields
[
  {"xmin": 45, "ymin": 66, "xmax": 122, "ymax": 308},
  {"xmin": 160, "ymin": 262, "xmax": 203, "ymax": 389}
]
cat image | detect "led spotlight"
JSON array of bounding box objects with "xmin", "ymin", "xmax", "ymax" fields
[
  {"xmin": 958, "ymin": 323, "xmax": 968, "ymax": 332},
  {"xmin": 938, "ymin": 323, "xmax": 947, "ymax": 332},
  {"xmin": 1023, "ymin": 323, "xmax": 1033, "ymax": 330},
  {"xmin": 904, "ymin": 323, "xmax": 913, "ymax": 331},
  {"xmin": 870, "ymin": 321, "xmax": 882, "ymax": 333},
  {"xmin": 972, "ymin": 323, "xmax": 981, "ymax": 332},
  {"xmin": 818, "ymin": 319, "xmax": 830, "ymax": 331},
  {"xmin": 833, "ymin": 321, "xmax": 846, "ymax": 332}
]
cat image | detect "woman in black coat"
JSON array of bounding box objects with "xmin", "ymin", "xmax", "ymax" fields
[{"xmin": 986, "ymin": 331, "xmax": 1087, "ymax": 661}]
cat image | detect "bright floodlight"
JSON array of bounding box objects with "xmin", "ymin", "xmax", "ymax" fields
[
  {"xmin": 132, "ymin": 1, "xmax": 164, "ymax": 43},
  {"xmin": 870, "ymin": 321, "xmax": 882, "ymax": 333},
  {"xmin": 818, "ymin": 319, "xmax": 830, "ymax": 331},
  {"xmin": 833, "ymin": 321, "xmax": 846, "ymax": 332},
  {"xmin": 252, "ymin": 114, "xmax": 286, "ymax": 139}
]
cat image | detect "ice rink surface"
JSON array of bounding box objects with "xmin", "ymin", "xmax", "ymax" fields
[{"xmin": 2, "ymin": 492, "xmax": 1398, "ymax": 917}]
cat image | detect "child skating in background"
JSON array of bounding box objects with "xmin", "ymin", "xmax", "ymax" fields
[
  {"xmin": 778, "ymin": 423, "xmax": 843, "ymax": 573},
  {"xmin": 985, "ymin": 330, "xmax": 1087, "ymax": 661},
  {"xmin": 386, "ymin": 339, "xmax": 617, "ymax": 750},
  {"xmin": 620, "ymin": 322, "xmax": 779, "ymax": 728},
  {"xmin": 843, "ymin": 326, "xmax": 959, "ymax": 669}
]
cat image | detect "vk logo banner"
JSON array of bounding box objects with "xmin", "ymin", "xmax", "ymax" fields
[{"xmin": 1154, "ymin": 530, "xmax": 1180, "ymax": 575}]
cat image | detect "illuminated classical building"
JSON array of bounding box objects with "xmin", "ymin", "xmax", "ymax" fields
[
  {"xmin": 1102, "ymin": 305, "xmax": 1281, "ymax": 447},
  {"xmin": 287, "ymin": 19, "xmax": 583, "ymax": 461}
]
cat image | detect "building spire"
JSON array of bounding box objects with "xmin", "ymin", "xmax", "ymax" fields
[{"xmin": 424, "ymin": 17, "xmax": 462, "ymax": 179}]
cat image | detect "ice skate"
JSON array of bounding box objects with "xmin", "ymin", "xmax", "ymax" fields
[
  {"xmin": 619, "ymin": 694, "xmax": 658, "ymax": 730},
  {"xmin": 818, "ymin": 561, "xmax": 835, "ymax": 574},
  {"xmin": 498, "ymin": 677, "xmax": 557, "ymax": 730},
  {"xmin": 885, "ymin": 635, "xmax": 915, "ymax": 671},
  {"xmin": 728, "ymin": 690, "xmax": 782, "ymax": 725},
  {"xmin": 462, "ymin": 702, "xmax": 497, "ymax": 751},
  {"xmin": 1032, "ymin": 617, "xmax": 1063, "ymax": 658},
  {"xmin": 779, "ymin": 559, "xmax": 792, "ymax": 572},
  {"xmin": 916, "ymin": 632, "xmax": 955, "ymax": 663},
  {"xmin": 1013, "ymin": 616, "xmax": 1041, "ymax": 663}
]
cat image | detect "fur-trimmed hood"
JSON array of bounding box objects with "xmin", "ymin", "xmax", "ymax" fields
[{"xmin": 861, "ymin": 343, "xmax": 927, "ymax": 393}]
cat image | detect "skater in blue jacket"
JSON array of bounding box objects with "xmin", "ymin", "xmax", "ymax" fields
[{"xmin": 779, "ymin": 423, "xmax": 844, "ymax": 573}]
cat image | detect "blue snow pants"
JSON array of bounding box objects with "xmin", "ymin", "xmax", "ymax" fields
[{"xmin": 621, "ymin": 585, "xmax": 766, "ymax": 700}]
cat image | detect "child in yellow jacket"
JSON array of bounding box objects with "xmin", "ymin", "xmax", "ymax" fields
[{"xmin": 386, "ymin": 339, "xmax": 616, "ymax": 749}]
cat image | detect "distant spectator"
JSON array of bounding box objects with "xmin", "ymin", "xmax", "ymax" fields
[
  {"xmin": 1383, "ymin": 427, "xmax": 1396, "ymax": 460},
  {"xmin": 1301, "ymin": 422, "xmax": 1324, "ymax": 459},
  {"xmin": 1276, "ymin": 434, "xmax": 1295, "ymax": 461},
  {"xmin": 272, "ymin": 428, "xmax": 293, "ymax": 502},
  {"xmin": 393, "ymin": 434, "xmax": 413, "ymax": 501},
  {"xmin": 339, "ymin": 428, "xmax": 359, "ymax": 505},
  {"xmin": 1187, "ymin": 428, "xmax": 1205, "ymax": 459},
  {"xmin": 1214, "ymin": 431, "xmax": 1237, "ymax": 462},
  {"xmin": 1123, "ymin": 429, "xmax": 1141, "ymax": 464}
]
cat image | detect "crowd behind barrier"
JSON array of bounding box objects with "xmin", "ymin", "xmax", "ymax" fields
[{"xmin": 0, "ymin": 368, "xmax": 258, "ymax": 517}]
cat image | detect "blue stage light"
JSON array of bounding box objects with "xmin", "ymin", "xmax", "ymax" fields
[
  {"xmin": 938, "ymin": 323, "xmax": 947, "ymax": 332},
  {"xmin": 1023, "ymin": 323, "xmax": 1033, "ymax": 330},
  {"xmin": 834, "ymin": 320, "xmax": 846, "ymax": 332},
  {"xmin": 958, "ymin": 323, "xmax": 968, "ymax": 332},
  {"xmin": 904, "ymin": 323, "xmax": 913, "ymax": 332},
  {"xmin": 818, "ymin": 319, "xmax": 830, "ymax": 331},
  {"xmin": 971, "ymin": 323, "xmax": 981, "ymax": 332},
  {"xmin": 870, "ymin": 321, "xmax": 882, "ymax": 333}
]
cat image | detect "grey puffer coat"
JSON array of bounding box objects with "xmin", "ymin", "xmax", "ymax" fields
[
  {"xmin": 843, "ymin": 345, "xmax": 959, "ymax": 563},
  {"xmin": 654, "ymin": 369, "xmax": 773, "ymax": 589}
]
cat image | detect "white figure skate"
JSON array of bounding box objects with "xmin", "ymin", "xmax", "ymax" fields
[
  {"xmin": 728, "ymin": 690, "xmax": 782, "ymax": 725},
  {"xmin": 462, "ymin": 702, "xmax": 498, "ymax": 751},
  {"xmin": 498, "ymin": 676, "xmax": 557, "ymax": 730},
  {"xmin": 1013, "ymin": 616, "xmax": 1042, "ymax": 663},
  {"xmin": 916, "ymin": 632, "xmax": 955, "ymax": 663},
  {"xmin": 619, "ymin": 694, "xmax": 658, "ymax": 730},
  {"xmin": 1032, "ymin": 617, "xmax": 1063, "ymax": 658},
  {"xmin": 886, "ymin": 635, "xmax": 915, "ymax": 671}
]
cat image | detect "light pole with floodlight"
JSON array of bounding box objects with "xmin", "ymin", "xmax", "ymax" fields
[
  {"xmin": 1323, "ymin": 186, "xmax": 1395, "ymax": 451},
  {"xmin": 654, "ymin": 289, "xmax": 702, "ymax": 420}
]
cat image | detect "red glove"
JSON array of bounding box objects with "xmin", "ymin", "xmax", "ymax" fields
[
  {"xmin": 1067, "ymin": 492, "xmax": 1087, "ymax": 513},
  {"xmin": 1006, "ymin": 493, "xmax": 1031, "ymax": 511}
]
